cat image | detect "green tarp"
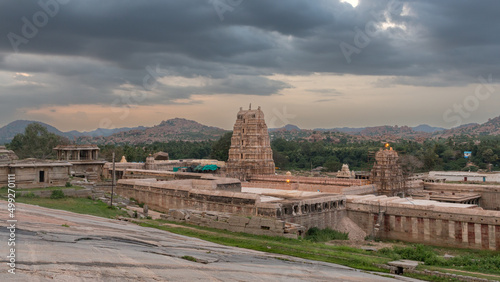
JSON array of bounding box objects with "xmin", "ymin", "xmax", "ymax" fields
[{"xmin": 193, "ymin": 164, "xmax": 218, "ymax": 172}]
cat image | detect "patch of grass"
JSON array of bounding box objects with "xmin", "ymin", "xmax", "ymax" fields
[
  {"xmin": 0, "ymin": 186, "xmax": 85, "ymax": 197},
  {"xmin": 379, "ymin": 244, "xmax": 500, "ymax": 276},
  {"xmin": 50, "ymin": 190, "xmax": 66, "ymax": 199},
  {"xmin": 305, "ymin": 227, "xmax": 349, "ymax": 242},
  {"xmin": 422, "ymin": 266, "xmax": 500, "ymax": 281},
  {"xmin": 181, "ymin": 255, "xmax": 198, "ymax": 262},
  {"xmin": 15, "ymin": 197, "xmax": 128, "ymax": 218},
  {"xmin": 62, "ymin": 224, "xmax": 69, "ymax": 227},
  {"xmin": 22, "ymin": 192, "xmax": 39, "ymax": 199}
]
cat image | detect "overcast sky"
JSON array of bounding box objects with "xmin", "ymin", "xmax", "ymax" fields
[{"xmin": 1, "ymin": 0, "xmax": 499, "ymax": 131}]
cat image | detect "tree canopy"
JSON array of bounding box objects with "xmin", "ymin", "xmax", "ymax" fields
[
  {"xmin": 8, "ymin": 123, "xmax": 69, "ymax": 159},
  {"xmin": 210, "ymin": 131, "xmax": 233, "ymax": 161}
]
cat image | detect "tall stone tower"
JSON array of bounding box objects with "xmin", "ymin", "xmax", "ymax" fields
[
  {"xmin": 370, "ymin": 145, "xmax": 405, "ymax": 196},
  {"xmin": 226, "ymin": 105, "xmax": 275, "ymax": 180}
]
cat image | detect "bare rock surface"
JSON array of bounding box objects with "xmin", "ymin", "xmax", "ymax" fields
[{"xmin": 0, "ymin": 202, "xmax": 421, "ymax": 281}]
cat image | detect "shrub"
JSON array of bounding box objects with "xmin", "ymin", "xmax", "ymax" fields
[
  {"xmin": 50, "ymin": 189, "xmax": 66, "ymax": 199},
  {"xmin": 65, "ymin": 182, "xmax": 72, "ymax": 187},
  {"xmin": 305, "ymin": 227, "xmax": 349, "ymax": 242},
  {"xmin": 181, "ymin": 256, "xmax": 197, "ymax": 262},
  {"xmin": 378, "ymin": 247, "xmax": 401, "ymax": 260},
  {"xmin": 384, "ymin": 244, "xmax": 440, "ymax": 265}
]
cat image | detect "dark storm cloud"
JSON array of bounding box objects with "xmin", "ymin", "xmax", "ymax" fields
[{"xmin": 0, "ymin": 0, "xmax": 499, "ymax": 115}]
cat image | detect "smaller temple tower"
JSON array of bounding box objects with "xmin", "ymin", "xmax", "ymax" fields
[
  {"xmin": 337, "ymin": 164, "xmax": 355, "ymax": 179},
  {"xmin": 226, "ymin": 105, "xmax": 275, "ymax": 180},
  {"xmin": 370, "ymin": 144, "xmax": 405, "ymax": 196},
  {"xmin": 145, "ymin": 154, "xmax": 157, "ymax": 170}
]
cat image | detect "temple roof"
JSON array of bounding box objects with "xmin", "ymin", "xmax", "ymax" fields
[{"xmin": 53, "ymin": 144, "xmax": 99, "ymax": 151}]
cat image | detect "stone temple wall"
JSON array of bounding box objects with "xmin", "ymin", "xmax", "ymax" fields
[
  {"xmin": 226, "ymin": 106, "xmax": 275, "ymax": 180},
  {"xmin": 276, "ymin": 195, "xmax": 347, "ymax": 230},
  {"xmin": 162, "ymin": 209, "xmax": 305, "ymax": 238},
  {"xmin": 346, "ymin": 195, "xmax": 500, "ymax": 251},
  {"xmin": 116, "ymin": 179, "xmax": 347, "ymax": 231},
  {"xmin": 117, "ymin": 179, "xmax": 260, "ymax": 216}
]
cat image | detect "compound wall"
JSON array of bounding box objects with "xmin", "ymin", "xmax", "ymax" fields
[{"xmin": 347, "ymin": 196, "xmax": 500, "ymax": 251}]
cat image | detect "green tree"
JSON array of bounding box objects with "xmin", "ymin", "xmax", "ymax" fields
[
  {"xmin": 323, "ymin": 157, "xmax": 341, "ymax": 172},
  {"xmin": 8, "ymin": 123, "xmax": 69, "ymax": 159},
  {"xmin": 483, "ymin": 148, "xmax": 498, "ymax": 163},
  {"xmin": 210, "ymin": 131, "xmax": 232, "ymax": 161}
]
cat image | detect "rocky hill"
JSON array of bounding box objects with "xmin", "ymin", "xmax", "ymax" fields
[
  {"xmin": 78, "ymin": 118, "xmax": 227, "ymax": 144},
  {"xmin": 435, "ymin": 116, "xmax": 500, "ymax": 138},
  {"xmin": 269, "ymin": 124, "xmax": 301, "ymax": 132}
]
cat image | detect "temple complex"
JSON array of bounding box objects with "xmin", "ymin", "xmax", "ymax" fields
[
  {"xmin": 2, "ymin": 109, "xmax": 500, "ymax": 251},
  {"xmin": 226, "ymin": 105, "xmax": 275, "ymax": 180},
  {"xmin": 370, "ymin": 145, "xmax": 406, "ymax": 196}
]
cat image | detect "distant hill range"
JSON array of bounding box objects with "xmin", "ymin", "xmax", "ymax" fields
[
  {"xmin": 1, "ymin": 115, "xmax": 500, "ymax": 145},
  {"xmin": 310, "ymin": 124, "xmax": 445, "ymax": 134},
  {"xmin": 77, "ymin": 118, "xmax": 227, "ymax": 144},
  {"xmin": 269, "ymin": 119, "xmax": 499, "ymax": 142},
  {"xmin": 0, "ymin": 120, "xmax": 146, "ymax": 144},
  {"xmin": 269, "ymin": 124, "xmax": 444, "ymax": 142},
  {"xmin": 0, "ymin": 118, "xmax": 227, "ymax": 145}
]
